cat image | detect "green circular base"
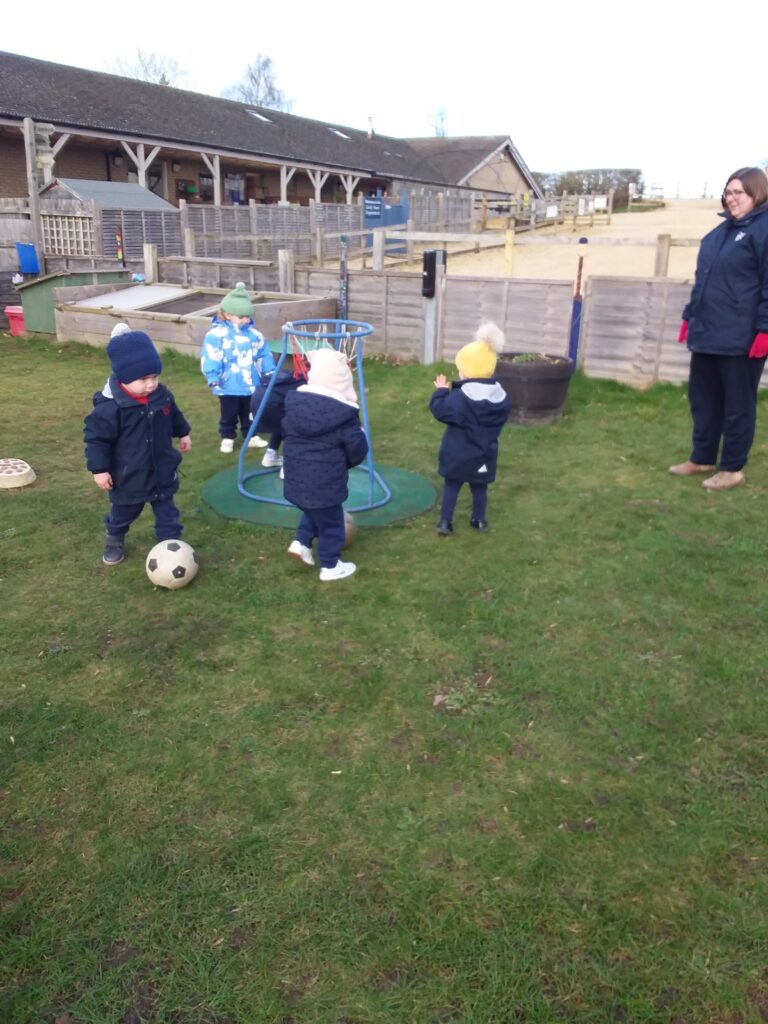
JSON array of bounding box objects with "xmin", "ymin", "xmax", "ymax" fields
[{"xmin": 201, "ymin": 462, "xmax": 437, "ymax": 528}]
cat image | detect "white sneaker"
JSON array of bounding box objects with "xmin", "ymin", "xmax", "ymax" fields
[
  {"xmin": 219, "ymin": 438, "xmax": 235, "ymax": 453},
  {"xmin": 319, "ymin": 560, "xmax": 356, "ymax": 582},
  {"xmin": 288, "ymin": 539, "xmax": 315, "ymax": 566},
  {"xmin": 262, "ymin": 448, "xmax": 283, "ymax": 468},
  {"xmin": 247, "ymin": 434, "xmax": 268, "ymax": 449}
]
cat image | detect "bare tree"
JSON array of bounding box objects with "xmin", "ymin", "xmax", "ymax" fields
[
  {"xmin": 111, "ymin": 49, "xmax": 185, "ymax": 87},
  {"xmin": 431, "ymin": 107, "xmax": 448, "ymax": 137},
  {"xmin": 221, "ymin": 55, "xmax": 292, "ymax": 111}
]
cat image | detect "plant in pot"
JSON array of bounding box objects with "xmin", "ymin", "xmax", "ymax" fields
[{"xmin": 494, "ymin": 351, "xmax": 574, "ymax": 425}]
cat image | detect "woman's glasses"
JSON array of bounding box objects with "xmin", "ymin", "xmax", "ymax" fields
[{"xmin": 724, "ymin": 188, "xmax": 746, "ymax": 198}]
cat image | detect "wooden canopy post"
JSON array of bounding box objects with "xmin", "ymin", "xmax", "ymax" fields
[
  {"xmin": 280, "ymin": 165, "xmax": 297, "ymax": 205},
  {"xmin": 201, "ymin": 154, "xmax": 221, "ymax": 206},
  {"xmin": 21, "ymin": 118, "xmax": 44, "ymax": 266}
]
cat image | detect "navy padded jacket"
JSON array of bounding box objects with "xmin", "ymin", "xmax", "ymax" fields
[
  {"xmin": 683, "ymin": 203, "xmax": 768, "ymax": 356},
  {"xmin": 430, "ymin": 377, "xmax": 510, "ymax": 483},
  {"xmin": 282, "ymin": 388, "xmax": 368, "ymax": 509},
  {"xmin": 84, "ymin": 377, "xmax": 190, "ymax": 504}
]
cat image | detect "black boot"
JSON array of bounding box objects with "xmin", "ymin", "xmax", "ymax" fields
[
  {"xmin": 470, "ymin": 518, "xmax": 489, "ymax": 532},
  {"xmin": 103, "ymin": 530, "xmax": 125, "ymax": 565},
  {"xmin": 437, "ymin": 519, "xmax": 453, "ymax": 536}
]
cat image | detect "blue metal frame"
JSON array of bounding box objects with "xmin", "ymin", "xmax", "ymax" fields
[{"xmin": 237, "ymin": 319, "xmax": 393, "ymax": 512}]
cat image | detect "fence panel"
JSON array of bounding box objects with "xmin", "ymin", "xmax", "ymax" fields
[
  {"xmin": 580, "ymin": 276, "xmax": 692, "ymax": 385},
  {"xmin": 313, "ymin": 203, "xmax": 364, "ymax": 259},
  {"xmin": 295, "ymin": 269, "xmax": 573, "ymax": 363},
  {"xmin": 159, "ymin": 257, "xmax": 280, "ymax": 292},
  {"xmin": 0, "ymin": 198, "xmax": 33, "ymax": 269},
  {"xmin": 254, "ymin": 205, "xmax": 312, "ymax": 262},
  {"xmin": 100, "ymin": 209, "xmax": 181, "ymax": 259},
  {"xmin": 442, "ymin": 277, "xmax": 573, "ymax": 361}
]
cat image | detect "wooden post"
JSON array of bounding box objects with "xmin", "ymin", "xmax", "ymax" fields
[
  {"xmin": 248, "ymin": 199, "xmax": 258, "ymax": 260},
  {"xmin": 406, "ymin": 218, "xmax": 414, "ymax": 261},
  {"xmin": 654, "ymin": 234, "xmax": 671, "ymax": 277},
  {"xmin": 372, "ymin": 231, "xmax": 385, "ymax": 271},
  {"xmin": 314, "ymin": 228, "xmax": 324, "ymax": 267},
  {"xmin": 143, "ymin": 243, "xmax": 158, "ymax": 284},
  {"xmin": 505, "ymin": 228, "xmax": 515, "ymax": 276},
  {"xmin": 91, "ymin": 200, "xmax": 103, "ymax": 258},
  {"xmin": 422, "ymin": 257, "xmax": 445, "ymax": 365},
  {"xmin": 183, "ymin": 227, "xmax": 196, "ymax": 258},
  {"xmin": 278, "ymin": 249, "xmax": 295, "ymax": 294},
  {"xmin": 22, "ymin": 118, "xmax": 45, "ymax": 270}
]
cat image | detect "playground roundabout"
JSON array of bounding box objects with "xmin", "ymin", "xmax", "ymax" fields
[
  {"xmin": 202, "ymin": 462, "xmax": 436, "ymax": 529},
  {"xmin": 203, "ymin": 317, "xmax": 436, "ymax": 529}
]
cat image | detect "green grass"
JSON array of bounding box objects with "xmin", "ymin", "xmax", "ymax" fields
[{"xmin": 1, "ymin": 336, "xmax": 767, "ymax": 1024}]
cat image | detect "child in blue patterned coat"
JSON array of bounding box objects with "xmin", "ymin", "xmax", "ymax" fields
[
  {"xmin": 200, "ymin": 282, "xmax": 275, "ymax": 454},
  {"xmin": 429, "ymin": 322, "xmax": 510, "ymax": 536}
]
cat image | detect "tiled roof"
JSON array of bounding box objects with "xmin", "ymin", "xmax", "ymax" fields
[
  {"xmin": 0, "ymin": 50, "xmax": 450, "ymax": 184},
  {"xmin": 404, "ymin": 136, "xmax": 539, "ymax": 193}
]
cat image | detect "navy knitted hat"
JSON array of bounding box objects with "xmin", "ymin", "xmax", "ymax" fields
[{"xmin": 106, "ymin": 330, "xmax": 162, "ymax": 382}]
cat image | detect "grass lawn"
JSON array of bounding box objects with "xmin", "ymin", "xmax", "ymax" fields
[{"xmin": 1, "ymin": 336, "xmax": 767, "ymax": 1024}]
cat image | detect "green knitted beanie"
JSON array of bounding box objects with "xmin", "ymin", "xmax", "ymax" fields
[{"xmin": 220, "ymin": 281, "xmax": 253, "ymax": 319}]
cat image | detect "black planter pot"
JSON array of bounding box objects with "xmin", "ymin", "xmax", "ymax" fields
[{"xmin": 495, "ymin": 353, "xmax": 575, "ymax": 425}]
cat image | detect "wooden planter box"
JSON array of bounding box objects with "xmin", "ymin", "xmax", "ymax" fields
[{"xmin": 495, "ymin": 353, "xmax": 574, "ymax": 425}]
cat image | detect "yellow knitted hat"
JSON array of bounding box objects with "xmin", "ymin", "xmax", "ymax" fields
[{"xmin": 455, "ymin": 322, "xmax": 505, "ymax": 379}]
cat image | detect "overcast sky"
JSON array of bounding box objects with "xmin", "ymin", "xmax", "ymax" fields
[{"xmin": 4, "ymin": 0, "xmax": 765, "ymax": 198}]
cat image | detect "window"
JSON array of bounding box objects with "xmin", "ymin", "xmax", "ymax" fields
[{"xmin": 199, "ymin": 174, "xmax": 214, "ymax": 202}]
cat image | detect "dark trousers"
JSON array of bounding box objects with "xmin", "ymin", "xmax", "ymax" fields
[
  {"xmin": 688, "ymin": 352, "xmax": 766, "ymax": 471},
  {"xmin": 440, "ymin": 478, "xmax": 488, "ymax": 522},
  {"xmin": 105, "ymin": 497, "xmax": 182, "ymax": 541},
  {"xmin": 218, "ymin": 395, "xmax": 252, "ymax": 440},
  {"xmin": 295, "ymin": 504, "xmax": 345, "ymax": 569}
]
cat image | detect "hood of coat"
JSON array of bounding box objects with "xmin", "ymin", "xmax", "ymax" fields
[
  {"xmin": 456, "ymin": 378, "xmax": 509, "ymax": 419},
  {"xmin": 285, "ymin": 389, "xmax": 360, "ymax": 437},
  {"xmin": 97, "ymin": 376, "xmax": 169, "ymax": 407}
]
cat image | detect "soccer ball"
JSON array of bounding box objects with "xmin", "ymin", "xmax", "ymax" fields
[
  {"xmin": 145, "ymin": 540, "xmax": 199, "ymax": 589},
  {"xmin": 342, "ymin": 510, "xmax": 357, "ymax": 548}
]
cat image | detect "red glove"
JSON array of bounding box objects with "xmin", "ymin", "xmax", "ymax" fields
[
  {"xmin": 748, "ymin": 332, "xmax": 768, "ymax": 358},
  {"xmin": 677, "ymin": 321, "xmax": 688, "ymax": 344}
]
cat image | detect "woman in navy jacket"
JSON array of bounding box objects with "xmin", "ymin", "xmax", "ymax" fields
[{"xmin": 670, "ymin": 166, "xmax": 768, "ymax": 490}]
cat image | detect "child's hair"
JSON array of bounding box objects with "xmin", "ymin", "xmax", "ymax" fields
[{"xmin": 455, "ymin": 321, "xmax": 505, "ymax": 379}]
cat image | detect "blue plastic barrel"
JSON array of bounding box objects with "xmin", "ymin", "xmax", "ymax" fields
[{"xmin": 15, "ymin": 243, "xmax": 40, "ymax": 274}]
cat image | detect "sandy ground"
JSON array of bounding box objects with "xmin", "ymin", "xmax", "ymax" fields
[{"xmin": 393, "ymin": 199, "xmax": 722, "ymax": 283}]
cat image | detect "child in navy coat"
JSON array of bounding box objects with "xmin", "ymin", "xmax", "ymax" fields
[
  {"xmin": 282, "ymin": 348, "xmax": 368, "ymax": 581},
  {"xmin": 84, "ymin": 326, "xmax": 191, "ymax": 565},
  {"xmin": 430, "ymin": 322, "xmax": 510, "ymax": 535}
]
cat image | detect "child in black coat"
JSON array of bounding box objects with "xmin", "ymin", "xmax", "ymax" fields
[
  {"xmin": 282, "ymin": 348, "xmax": 368, "ymax": 581},
  {"xmin": 84, "ymin": 325, "xmax": 191, "ymax": 565},
  {"xmin": 429, "ymin": 322, "xmax": 510, "ymax": 535}
]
